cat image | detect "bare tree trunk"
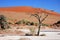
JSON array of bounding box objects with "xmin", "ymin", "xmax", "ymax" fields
[
  {"xmin": 37, "ymin": 19, "xmax": 41, "ymax": 36},
  {"xmin": 37, "ymin": 24, "xmax": 41, "ymax": 36}
]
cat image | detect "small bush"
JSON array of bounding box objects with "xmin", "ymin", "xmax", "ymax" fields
[
  {"xmin": 42, "ymin": 23, "xmax": 48, "ymax": 26},
  {"xmin": 0, "ymin": 15, "xmax": 10, "ymax": 30},
  {"xmin": 8, "ymin": 22, "xmax": 12, "ymax": 24},
  {"xmin": 30, "ymin": 22, "xmax": 34, "ymax": 25},
  {"xmin": 15, "ymin": 21, "xmax": 21, "ymax": 24},
  {"xmin": 26, "ymin": 22, "xmax": 31, "ymax": 26}
]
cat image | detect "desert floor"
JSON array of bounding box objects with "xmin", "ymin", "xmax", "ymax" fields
[
  {"xmin": 0, "ymin": 32, "xmax": 60, "ymax": 40},
  {"xmin": 0, "ymin": 29, "xmax": 60, "ymax": 40},
  {"xmin": 0, "ymin": 26, "xmax": 60, "ymax": 40}
]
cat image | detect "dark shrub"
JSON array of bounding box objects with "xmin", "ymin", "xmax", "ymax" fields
[
  {"xmin": 30, "ymin": 22, "xmax": 34, "ymax": 25},
  {"xmin": 15, "ymin": 21, "xmax": 21, "ymax": 24},
  {"xmin": 0, "ymin": 15, "xmax": 10, "ymax": 29},
  {"xmin": 26, "ymin": 22, "xmax": 31, "ymax": 26}
]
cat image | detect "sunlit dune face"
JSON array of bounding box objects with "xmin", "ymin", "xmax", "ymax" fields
[{"xmin": 0, "ymin": 6, "xmax": 60, "ymax": 25}]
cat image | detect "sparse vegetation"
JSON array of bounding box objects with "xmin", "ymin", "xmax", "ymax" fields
[
  {"xmin": 0, "ymin": 15, "xmax": 10, "ymax": 30},
  {"xmin": 26, "ymin": 22, "xmax": 31, "ymax": 26},
  {"xmin": 30, "ymin": 22, "xmax": 34, "ymax": 25},
  {"xmin": 15, "ymin": 19, "xmax": 35, "ymax": 26},
  {"xmin": 8, "ymin": 22, "xmax": 13, "ymax": 24},
  {"xmin": 42, "ymin": 23, "xmax": 48, "ymax": 26},
  {"xmin": 15, "ymin": 21, "xmax": 21, "ymax": 24},
  {"xmin": 52, "ymin": 20, "xmax": 60, "ymax": 28}
]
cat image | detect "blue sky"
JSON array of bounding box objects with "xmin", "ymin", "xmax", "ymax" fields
[{"xmin": 0, "ymin": 0, "xmax": 60, "ymax": 13}]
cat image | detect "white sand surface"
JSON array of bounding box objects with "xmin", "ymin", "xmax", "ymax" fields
[{"xmin": 0, "ymin": 32, "xmax": 60, "ymax": 40}]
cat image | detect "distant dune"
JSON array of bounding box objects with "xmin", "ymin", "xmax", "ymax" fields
[
  {"xmin": 0, "ymin": 6, "xmax": 60, "ymax": 25},
  {"xmin": 0, "ymin": 6, "xmax": 60, "ymax": 15}
]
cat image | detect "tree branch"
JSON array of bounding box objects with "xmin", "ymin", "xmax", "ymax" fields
[{"xmin": 41, "ymin": 14, "xmax": 48, "ymax": 23}]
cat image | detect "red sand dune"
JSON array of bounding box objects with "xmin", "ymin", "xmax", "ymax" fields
[
  {"xmin": 0, "ymin": 6, "xmax": 60, "ymax": 25},
  {"xmin": 0, "ymin": 6, "xmax": 60, "ymax": 15}
]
